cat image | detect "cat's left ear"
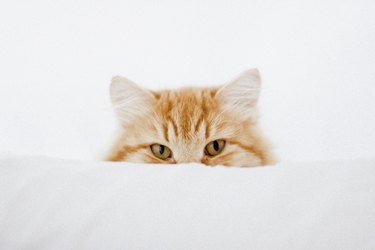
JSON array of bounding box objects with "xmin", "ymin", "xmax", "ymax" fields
[{"xmin": 216, "ymin": 68, "xmax": 261, "ymax": 121}]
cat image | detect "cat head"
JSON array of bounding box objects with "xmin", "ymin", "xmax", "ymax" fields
[{"xmin": 106, "ymin": 69, "xmax": 275, "ymax": 167}]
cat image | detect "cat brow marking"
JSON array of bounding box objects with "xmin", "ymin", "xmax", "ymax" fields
[
  {"xmin": 205, "ymin": 122, "xmax": 210, "ymax": 139},
  {"xmin": 201, "ymin": 97, "xmax": 211, "ymax": 139},
  {"xmin": 162, "ymin": 122, "xmax": 169, "ymax": 142},
  {"xmin": 194, "ymin": 114, "xmax": 204, "ymax": 133},
  {"xmin": 168, "ymin": 116, "xmax": 179, "ymax": 137},
  {"xmin": 196, "ymin": 96, "xmax": 205, "ymax": 133}
]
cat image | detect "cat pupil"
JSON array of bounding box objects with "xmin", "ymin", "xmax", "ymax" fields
[
  {"xmin": 213, "ymin": 140, "xmax": 219, "ymax": 151},
  {"xmin": 159, "ymin": 145, "xmax": 165, "ymax": 155}
]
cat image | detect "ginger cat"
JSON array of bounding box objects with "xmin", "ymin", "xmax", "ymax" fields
[{"xmin": 106, "ymin": 69, "xmax": 275, "ymax": 167}]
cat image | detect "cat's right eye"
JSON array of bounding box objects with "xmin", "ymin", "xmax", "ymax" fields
[{"xmin": 151, "ymin": 144, "xmax": 172, "ymax": 160}]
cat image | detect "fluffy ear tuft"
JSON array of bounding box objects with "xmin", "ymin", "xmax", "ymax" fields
[
  {"xmin": 110, "ymin": 76, "xmax": 154, "ymax": 124},
  {"xmin": 216, "ymin": 68, "xmax": 261, "ymax": 121}
]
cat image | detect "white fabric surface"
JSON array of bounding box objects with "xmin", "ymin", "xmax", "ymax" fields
[{"xmin": 0, "ymin": 156, "xmax": 374, "ymax": 250}]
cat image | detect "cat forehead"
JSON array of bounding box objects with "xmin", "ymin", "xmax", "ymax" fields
[
  {"xmin": 154, "ymin": 87, "xmax": 218, "ymax": 103},
  {"xmin": 154, "ymin": 88, "xmax": 220, "ymax": 123},
  {"xmin": 151, "ymin": 87, "xmax": 222, "ymax": 141}
]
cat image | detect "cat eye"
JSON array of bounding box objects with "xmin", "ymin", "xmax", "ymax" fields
[
  {"xmin": 205, "ymin": 140, "xmax": 225, "ymax": 157},
  {"xmin": 151, "ymin": 144, "xmax": 172, "ymax": 160}
]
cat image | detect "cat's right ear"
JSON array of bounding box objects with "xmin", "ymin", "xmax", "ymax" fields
[{"xmin": 110, "ymin": 76, "xmax": 154, "ymax": 124}]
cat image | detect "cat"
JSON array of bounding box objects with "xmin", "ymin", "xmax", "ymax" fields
[{"xmin": 105, "ymin": 69, "xmax": 276, "ymax": 167}]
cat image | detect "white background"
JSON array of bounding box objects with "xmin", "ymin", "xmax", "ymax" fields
[{"xmin": 0, "ymin": 0, "xmax": 374, "ymax": 161}]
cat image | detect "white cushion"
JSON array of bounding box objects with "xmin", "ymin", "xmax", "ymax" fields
[{"xmin": 1, "ymin": 156, "xmax": 374, "ymax": 249}]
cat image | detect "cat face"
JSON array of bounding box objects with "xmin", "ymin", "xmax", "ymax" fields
[{"xmin": 106, "ymin": 69, "xmax": 275, "ymax": 167}]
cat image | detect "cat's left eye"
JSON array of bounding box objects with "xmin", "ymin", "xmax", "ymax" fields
[
  {"xmin": 205, "ymin": 140, "xmax": 225, "ymax": 157},
  {"xmin": 151, "ymin": 144, "xmax": 172, "ymax": 160}
]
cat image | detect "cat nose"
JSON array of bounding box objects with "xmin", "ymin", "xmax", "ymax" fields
[
  {"xmin": 175, "ymin": 149, "xmax": 202, "ymax": 164},
  {"xmin": 176, "ymin": 156, "xmax": 201, "ymax": 164}
]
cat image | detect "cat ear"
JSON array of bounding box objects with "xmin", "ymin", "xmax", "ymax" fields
[
  {"xmin": 110, "ymin": 76, "xmax": 154, "ymax": 124},
  {"xmin": 216, "ymin": 68, "xmax": 261, "ymax": 121}
]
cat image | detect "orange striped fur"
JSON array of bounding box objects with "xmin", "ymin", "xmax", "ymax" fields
[{"xmin": 106, "ymin": 69, "xmax": 276, "ymax": 167}]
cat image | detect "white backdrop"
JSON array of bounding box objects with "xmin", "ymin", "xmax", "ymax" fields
[{"xmin": 0, "ymin": 0, "xmax": 374, "ymax": 161}]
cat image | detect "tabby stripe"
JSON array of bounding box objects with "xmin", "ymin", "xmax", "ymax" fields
[
  {"xmin": 230, "ymin": 140, "xmax": 266, "ymax": 165},
  {"xmin": 109, "ymin": 144, "xmax": 149, "ymax": 161}
]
